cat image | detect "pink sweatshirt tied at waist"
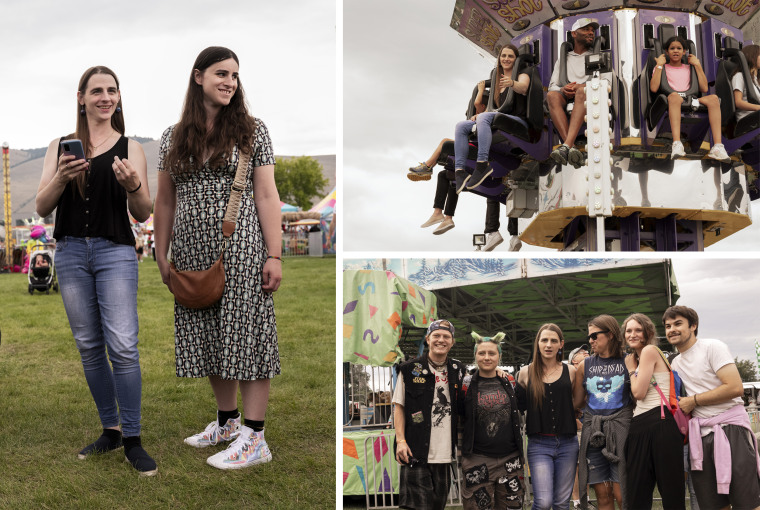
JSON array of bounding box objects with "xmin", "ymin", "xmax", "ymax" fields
[{"xmin": 688, "ymin": 404, "xmax": 760, "ymax": 494}]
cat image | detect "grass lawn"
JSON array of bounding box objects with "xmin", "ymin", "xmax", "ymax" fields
[{"xmin": 0, "ymin": 257, "xmax": 335, "ymax": 509}]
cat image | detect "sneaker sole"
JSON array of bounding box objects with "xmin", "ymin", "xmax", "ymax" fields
[
  {"xmin": 433, "ymin": 223, "xmax": 455, "ymax": 235},
  {"xmin": 483, "ymin": 238, "xmax": 504, "ymax": 252},
  {"xmin": 207, "ymin": 453, "xmax": 272, "ymax": 470},
  {"xmin": 466, "ymin": 169, "xmax": 493, "ymax": 189},
  {"xmin": 124, "ymin": 457, "xmax": 158, "ymax": 477},
  {"xmin": 455, "ymin": 175, "xmax": 471, "ymax": 194},
  {"xmin": 407, "ymin": 172, "xmax": 432, "ymax": 182}
]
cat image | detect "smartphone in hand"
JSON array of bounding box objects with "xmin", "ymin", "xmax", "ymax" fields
[{"xmin": 60, "ymin": 139, "xmax": 86, "ymax": 161}]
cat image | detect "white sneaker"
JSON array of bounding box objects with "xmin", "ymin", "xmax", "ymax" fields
[
  {"xmin": 508, "ymin": 236, "xmax": 522, "ymax": 252},
  {"xmin": 206, "ymin": 426, "xmax": 272, "ymax": 470},
  {"xmin": 420, "ymin": 213, "xmax": 444, "ymax": 228},
  {"xmin": 483, "ymin": 231, "xmax": 504, "ymax": 251},
  {"xmin": 433, "ymin": 218, "xmax": 455, "ymax": 235},
  {"xmin": 671, "ymin": 141, "xmax": 685, "ymax": 159},
  {"xmin": 184, "ymin": 414, "xmax": 241, "ymax": 448},
  {"xmin": 706, "ymin": 143, "xmax": 731, "ymax": 163}
]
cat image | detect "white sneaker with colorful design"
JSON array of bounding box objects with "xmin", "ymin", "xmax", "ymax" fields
[
  {"xmin": 206, "ymin": 426, "xmax": 272, "ymax": 470},
  {"xmin": 184, "ymin": 415, "xmax": 241, "ymax": 448}
]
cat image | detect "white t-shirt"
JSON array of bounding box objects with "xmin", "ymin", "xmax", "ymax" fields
[
  {"xmin": 392, "ymin": 364, "xmax": 453, "ymax": 463},
  {"xmin": 731, "ymin": 72, "xmax": 760, "ymax": 121},
  {"xmin": 672, "ymin": 338, "xmax": 743, "ymax": 436}
]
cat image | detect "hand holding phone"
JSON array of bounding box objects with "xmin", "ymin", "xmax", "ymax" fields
[{"xmin": 60, "ymin": 139, "xmax": 86, "ymax": 161}]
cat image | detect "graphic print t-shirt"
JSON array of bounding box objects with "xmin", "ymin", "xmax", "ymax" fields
[
  {"xmin": 584, "ymin": 355, "xmax": 631, "ymax": 416},
  {"xmin": 472, "ymin": 376, "xmax": 516, "ymax": 457},
  {"xmin": 428, "ymin": 365, "xmax": 452, "ymax": 463}
]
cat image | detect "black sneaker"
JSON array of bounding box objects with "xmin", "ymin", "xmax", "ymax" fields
[
  {"xmin": 467, "ymin": 161, "xmax": 493, "ymax": 189},
  {"xmin": 124, "ymin": 436, "xmax": 158, "ymax": 477},
  {"xmin": 550, "ymin": 144, "xmax": 570, "ymax": 165},
  {"xmin": 455, "ymin": 170, "xmax": 470, "ymax": 194},
  {"xmin": 78, "ymin": 429, "xmax": 123, "ymax": 460},
  {"xmin": 567, "ymin": 146, "xmax": 585, "ymax": 169}
]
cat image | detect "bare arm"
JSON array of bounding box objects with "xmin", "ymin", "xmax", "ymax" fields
[
  {"xmin": 253, "ymin": 163, "xmax": 282, "ymax": 292},
  {"xmin": 36, "ymin": 138, "xmax": 88, "ymax": 218},
  {"xmin": 650, "ymin": 54, "xmax": 666, "ymax": 93},
  {"xmin": 629, "ymin": 347, "xmax": 658, "ymax": 400},
  {"xmin": 474, "ymin": 80, "xmax": 486, "ymax": 109},
  {"xmin": 517, "ymin": 365, "xmax": 529, "ymax": 388},
  {"xmin": 573, "ymin": 358, "xmax": 587, "ymax": 410},
  {"xmin": 679, "ymin": 362, "xmax": 743, "ymax": 414},
  {"xmin": 117, "ymin": 139, "xmax": 151, "ymax": 222},
  {"xmin": 512, "ymin": 72, "xmax": 530, "ymax": 95},
  {"xmin": 393, "ymin": 403, "xmax": 413, "ymax": 464},
  {"xmin": 153, "ymin": 170, "xmax": 176, "ymax": 286},
  {"xmin": 690, "ymin": 55, "xmax": 708, "ymax": 93},
  {"xmin": 734, "ymin": 89, "xmax": 760, "ymax": 112}
]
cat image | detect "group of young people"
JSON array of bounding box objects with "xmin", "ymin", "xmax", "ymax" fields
[
  {"xmin": 406, "ymin": 17, "xmax": 760, "ymax": 251},
  {"xmin": 393, "ymin": 307, "xmax": 760, "ymax": 510},
  {"xmin": 35, "ymin": 46, "xmax": 283, "ymax": 475}
]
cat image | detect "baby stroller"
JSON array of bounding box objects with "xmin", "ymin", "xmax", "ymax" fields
[{"xmin": 28, "ymin": 243, "xmax": 58, "ymax": 295}]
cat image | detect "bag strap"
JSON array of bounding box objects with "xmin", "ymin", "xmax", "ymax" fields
[
  {"xmin": 221, "ymin": 148, "xmax": 253, "ymax": 239},
  {"xmin": 653, "ymin": 346, "xmax": 673, "ymax": 372},
  {"xmin": 651, "ymin": 375, "xmax": 669, "ymax": 419}
]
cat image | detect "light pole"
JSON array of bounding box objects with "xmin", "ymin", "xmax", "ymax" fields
[{"xmin": 2, "ymin": 142, "xmax": 11, "ymax": 270}]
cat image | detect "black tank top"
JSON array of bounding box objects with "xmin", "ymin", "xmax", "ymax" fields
[
  {"xmin": 53, "ymin": 136, "xmax": 135, "ymax": 246},
  {"xmin": 525, "ymin": 364, "xmax": 577, "ymax": 436}
]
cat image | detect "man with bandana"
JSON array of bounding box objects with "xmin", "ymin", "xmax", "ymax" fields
[{"xmin": 393, "ymin": 319, "xmax": 465, "ymax": 510}]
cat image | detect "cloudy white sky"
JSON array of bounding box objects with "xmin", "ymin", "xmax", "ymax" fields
[
  {"xmin": 343, "ymin": 0, "xmax": 760, "ymax": 253},
  {"xmin": 0, "ymin": 0, "xmax": 335, "ymax": 156}
]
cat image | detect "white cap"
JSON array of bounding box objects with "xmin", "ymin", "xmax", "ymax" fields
[{"xmin": 571, "ymin": 17, "xmax": 599, "ymax": 32}]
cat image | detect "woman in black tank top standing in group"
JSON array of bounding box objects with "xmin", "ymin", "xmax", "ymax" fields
[
  {"xmin": 36, "ymin": 66, "xmax": 155, "ymax": 476},
  {"xmin": 516, "ymin": 324, "xmax": 579, "ymax": 510}
]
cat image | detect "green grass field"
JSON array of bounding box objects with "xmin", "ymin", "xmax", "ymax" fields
[{"xmin": 0, "ymin": 257, "xmax": 335, "ymax": 509}]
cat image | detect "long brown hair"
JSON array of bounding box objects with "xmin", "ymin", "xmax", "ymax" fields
[
  {"xmin": 69, "ymin": 66, "xmax": 125, "ymax": 197},
  {"xmin": 740, "ymin": 44, "xmax": 760, "ymax": 85},
  {"xmin": 493, "ymin": 44, "xmax": 520, "ymax": 109},
  {"xmin": 588, "ymin": 314, "xmax": 624, "ymax": 358},
  {"xmin": 622, "ymin": 312, "xmax": 657, "ymax": 363},
  {"xmin": 527, "ymin": 323, "xmax": 564, "ymax": 408},
  {"xmin": 164, "ymin": 46, "xmax": 257, "ymax": 174}
]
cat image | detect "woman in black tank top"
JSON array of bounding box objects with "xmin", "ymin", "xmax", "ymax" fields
[
  {"xmin": 516, "ymin": 323, "xmax": 579, "ymax": 510},
  {"xmin": 35, "ymin": 66, "xmax": 155, "ymax": 476}
]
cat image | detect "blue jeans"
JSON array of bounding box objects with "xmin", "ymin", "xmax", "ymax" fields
[
  {"xmin": 55, "ymin": 237, "xmax": 142, "ymax": 436},
  {"xmin": 527, "ymin": 434, "xmax": 580, "ymax": 510},
  {"xmin": 454, "ymin": 112, "xmax": 498, "ymax": 169}
]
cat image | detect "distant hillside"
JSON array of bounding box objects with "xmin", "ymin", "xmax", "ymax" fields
[{"xmin": 3, "ymin": 138, "xmax": 335, "ymax": 223}]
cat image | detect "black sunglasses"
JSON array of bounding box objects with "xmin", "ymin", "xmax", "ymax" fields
[{"xmin": 587, "ymin": 330, "xmax": 609, "ymax": 341}]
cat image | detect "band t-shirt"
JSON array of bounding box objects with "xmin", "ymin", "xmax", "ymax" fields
[
  {"xmin": 472, "ymin": 376, "xmax": 517, "ymax": 457},
  {"xmin": 584, "ymin": 355, "xmax": 631, "ymax": 416},
  {"xmin": 392, "ymin": 364, "xmax": 453, "ymax": 463}
]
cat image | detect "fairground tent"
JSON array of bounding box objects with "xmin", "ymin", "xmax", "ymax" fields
[{"xmin": 342, "ymin": 259, "xmax": 679, "ymax": 366}]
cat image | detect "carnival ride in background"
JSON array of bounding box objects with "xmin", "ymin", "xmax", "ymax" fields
[{"xmin": 441, "ymin": 0, "xmax": 760, "ymax": 251}]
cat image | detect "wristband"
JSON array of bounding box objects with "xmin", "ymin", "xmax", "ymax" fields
[
  {"xmin": 127, "ymin": 181, "xmax": 142, "ymax": 194},
  {"xmin": 694, "ymin": 394, "xmax": 699, "ymax": 406},
  {"xmin": 267, "ymin": 255, "xmax": 282, "ymax": 262},
  {"xmin": 397, "ymin": 439, "xmax": 407, "ymax": 444}
]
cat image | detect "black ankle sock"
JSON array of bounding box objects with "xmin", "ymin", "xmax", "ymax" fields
[
  {"xmin": 218, "ymin": 409, "xmax": 240, "ymax": 426},
  {"xmin": 122, "ymin": 435, "xmax": 142, "ymax": 454},
  {"xmin": 244, "ymin": 419, "xmax": 265, "ymax": 432},
  {"xmin": 103, "ymin": 428, "xmax": 122, "ymax": 442}
]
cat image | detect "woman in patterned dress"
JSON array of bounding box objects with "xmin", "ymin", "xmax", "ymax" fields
[{"xmin": 153, "ymin": 46, "xmax": 283, "ymax": 470}]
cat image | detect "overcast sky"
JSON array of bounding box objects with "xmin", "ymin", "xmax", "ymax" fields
[
  {"xmin": 0, "ymin": 0, "xmax": 335, "ymax": 156},
  {"xmin": 343, "ymin": 0, "xmax": 760, "ymax": 253}
]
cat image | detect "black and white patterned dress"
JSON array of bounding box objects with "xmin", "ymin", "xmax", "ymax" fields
[{"xmin": 157, "ymin": 121, "xmax": 280, "ymax": 381}]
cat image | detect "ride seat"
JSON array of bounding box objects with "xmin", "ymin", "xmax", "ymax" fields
[
  {"xmin": 715, "ymin": 42, "xmax": 760, "ymax": 139},
  {"xmin": 488, "ymin": 46, "xmax": 543, "ymax": 143},
  {"xmin": 642, "ymin": 24, "xmax": 704, "ymax": 133}
]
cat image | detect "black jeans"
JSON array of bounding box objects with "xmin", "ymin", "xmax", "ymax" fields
[
  {"xmin": 433, "ymin": 170, "xmax": 458, "ymax": 216},
  {"xmin": 484, "ymin": 200, "xmax": 518, "ymax": 235}
]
